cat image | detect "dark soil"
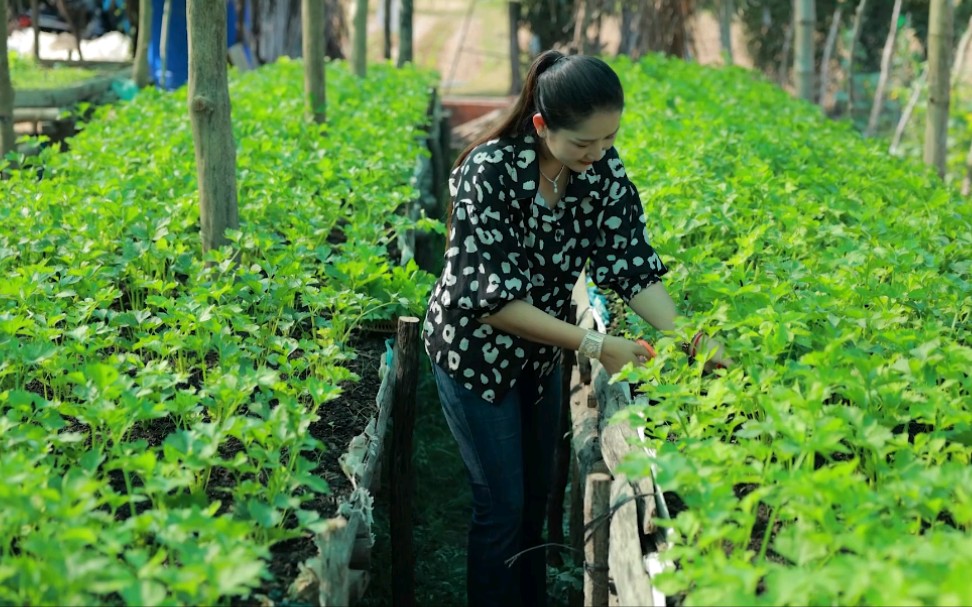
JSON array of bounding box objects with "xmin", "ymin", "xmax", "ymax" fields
[{"xmin": 245, "ymin": 331, "xmax": 390, "ymax": 605}]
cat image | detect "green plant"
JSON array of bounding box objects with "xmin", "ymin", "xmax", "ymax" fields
[{"xmin": 607, "ymin": 54, "xmax": 971, "ymax": 606}]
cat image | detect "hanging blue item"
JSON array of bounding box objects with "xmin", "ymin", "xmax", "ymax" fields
[{"xmin": 148, "ymin": 0, "xmax": 251, "ymax": 90}]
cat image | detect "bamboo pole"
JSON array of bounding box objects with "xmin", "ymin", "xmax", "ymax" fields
[
  {"xmin": 846, "ymin": 0, "xmax": 867, "ymax": 118},
  {"xmin": 865, "ymin": 0, "xmax": 903, "ymax": 137},
  {"xmin": 302, "ymin": 0, "xmax": 327, "ymax": 123},
  {"xmin": 924, "ymin": 0, "xmax": 953, "ymax": 177},
  {"xmin": 794, "ymin": 0, "xmax": 816, "ymax": 102},
  {"xmin": 819, "ymin": 4, "xmax": 843, "ymax": 108},
  {"xmin": 390, "ymin": 316, "xmax": 419, "ymax": 607},
  {"xmin": 188, "ymin": 0, "xmax": 239, "ymax": 253}
]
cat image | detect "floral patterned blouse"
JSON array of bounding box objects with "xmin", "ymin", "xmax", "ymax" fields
[{"xmin": 423, "ymin": 130, "xmax": 668, "ymax": 404}]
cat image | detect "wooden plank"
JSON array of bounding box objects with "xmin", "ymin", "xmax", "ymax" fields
[
  {"xmin": 584, "ymin": 461, "xmax": 611, "ymax": 607},
  {"xmin": 547, "ymin": 301, "xmax": 577, "ymax": 568},
  {"xmin": 316, "ymin": 516, "xmax": 360, "ymax": 606},
  {"xmin": 609, "ymin": 478, "xmax": 656, "ymax": 607},
  {"xmin": 390, "ymin": 317, "xmax": 420, "ymax": 607},
  {"xmin": 14, "ymin": 74, "xmax": 118, "ymax": 108}
]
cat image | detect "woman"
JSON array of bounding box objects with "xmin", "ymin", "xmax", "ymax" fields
[{"xmin": 423, "ymin": 50, "xmax": 731, "ymax": 607}]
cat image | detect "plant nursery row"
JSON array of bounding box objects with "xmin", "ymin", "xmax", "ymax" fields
[
  {"xmin": 608, "ymin": 55, "xmax": 972, "ymax": 606},
  {"xmin": 0, "ymin": 59, "xmax": 436, "ymax": 605}
]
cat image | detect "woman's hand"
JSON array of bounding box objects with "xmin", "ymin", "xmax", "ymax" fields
[
  {"xmin": 598, "ymin": 335, "xmax": 653, "ymax": 376},
  {"xmin": 694, "ymin": 334, "xmax": 734, "ymax": 372}
]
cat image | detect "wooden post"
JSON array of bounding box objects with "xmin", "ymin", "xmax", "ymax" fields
[
  {"xmin": 924, "ymin": 0, "xmax": 953, "ymax": 177},
  {"xmin": 391, "ymin": 316, "xmax": 419, "ymax": 607},
  {"xmin": 609, "ymin": 478, "xmax": 655, "ymax": 606},
  {"xmin": 398, "ymin": 0, "xmax": 413, "ymax": 66},
  {"xmin": 547, "ymin": 302, "xmax": 576, "ymax": 567},
  {"xmin": 31, "ymin": 0, "xmax": 40, "ymax": 61},
  {"xmin": 188, "ymin": 0, "xmax": 240, "ymax": 254},
  {"xmin": 132, "ymin": 0, "xmax": 152, "ymax": 88},
  {"xmin": 584, "ymin": 461, "xmax": 611, "ymax": 607},
  {"xmin": 302, "ymin": 0, "xmax": 327, "ymax": 123},
  {"xmin": 353, "ymin": 0, "xmax": 368, "ymax": 77},
  {"xmin": 0, "ymin": 0, "xmax": 15, "ymax": 158},
  {"xmin": 383, "ymin": 0, "xmax": 392, "ymax": 60},
  {"xmin": 865, "ymin": 0, "xmax": 903, "ymax": 137}
]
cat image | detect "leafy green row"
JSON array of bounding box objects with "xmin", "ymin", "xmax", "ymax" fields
[
  {"xmin": 610, "ymin": 55, "xmax": 972, "ymax": 606},
  {"xmin": 7, "ymin": 52, "xmax": 101, "ymax": 89},
  {"xmin": 0, "ymin": 58, "xmax": 436, "ymax": 605}
]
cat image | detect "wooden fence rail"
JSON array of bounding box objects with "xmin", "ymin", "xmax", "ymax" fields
[{"xmin": 560, "ymin": 275, "xmax": 674, "ymax": 607}]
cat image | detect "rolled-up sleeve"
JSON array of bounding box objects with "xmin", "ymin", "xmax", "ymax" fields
[
  {"xmin": 440, "ymin": 158, "xmax": 532, "ymax": 317},
  {"xmin": 589, "ymin": 162, "xmax": 668, "ymax": 302}
]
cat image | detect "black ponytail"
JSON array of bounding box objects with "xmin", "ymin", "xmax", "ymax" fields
[{"xmin": 454, "ymin": 51, "xmax": 624, "ymax": 168}]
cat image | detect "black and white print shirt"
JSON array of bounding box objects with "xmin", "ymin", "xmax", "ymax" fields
[{"xmin": 423, "ymin": 130, "xmax": 668, "ymax": 404}]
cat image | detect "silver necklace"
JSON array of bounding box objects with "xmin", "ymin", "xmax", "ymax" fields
[{"xmin": 539, "ymin": 163, "xmax": 566, "ymax": 195}]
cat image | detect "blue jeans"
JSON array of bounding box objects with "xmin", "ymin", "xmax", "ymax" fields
[{"xmin": 432, "ymin": 363, "xmax": 563, "ymax": 607}]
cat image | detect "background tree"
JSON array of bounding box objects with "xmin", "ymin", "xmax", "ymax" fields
[
  {"xmin": 254, "ymin": 0, "xmax": 347, "ymax": 64},
  {"xmin": 187, "ymin": 0, "xmax": 239, "ymax": 253},
  {"xmin": 354, "ymin": 0, "xmax": 367, "ymax": 77},
  {"xmin": 303, "ymin": 0, "xmax": 326, "ymax": 122},
  {"xmin": 509, "ymin": 0, "xmax": 523, "ymax": 93},
  {"xmin": 1, "ymin": 0, "xmax": 14, "ymax": 157},
  {"xmin": 924, "ymin": 0, "xmax": 952, "ymax": 177},
  {"xmin": 398, "ymin": 0, "xmax": 413, "ymax": 66},
  {"xmin": 794, "ymin": 0, "xmax": 816, "ymax": 101},
  {"xmin": 720, "ymin": 0, "xmax": 735, "ymax": 64},
  {"xmin": 865, "ymin": 0, "xmax": 903, "ymax": 137},
  {"xmin": 132, "ymin": 0, "xmax": 152, "ymax": 88}
]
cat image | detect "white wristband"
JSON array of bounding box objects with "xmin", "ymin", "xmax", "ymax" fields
[{"xmin": 578, "ymin": 330, "xmax": 605, "ymax": 360}]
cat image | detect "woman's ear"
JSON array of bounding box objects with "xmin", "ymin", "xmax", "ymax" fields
[{"xmin": 532, "ymin": 113, "xmax": 546, "ymax": 135}]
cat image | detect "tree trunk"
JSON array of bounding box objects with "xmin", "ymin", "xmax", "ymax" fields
[
  {"xmin": 256, "ymin": 0, "xmax": 346, "ymax": 64},
  {"xmin": 573, "ymin": 0, "xmax": 594, "ymax": 53},
  {"xmin": 719, "ymin": 0, "xmax": 734, "ymax": 65},
  {"xmin": 619, "ymin": 0, "xmax": 640, "ymax": 57},
  {"xmin": 398, "ymin": 0, "xmax": 413, "ymax": 66},
  {"xmin": 132, "ymin": 0, "xmax": 152, "ymax": 88},
  {"xmin": 794, "ymin": 0, "xmax": 816, "ymax": 102},
  {"xmin": 354, "ymin": 0, "xmax": 367, "ymax": 77},
  {"xmin": 865, "ymin": 0, "xmax": 903, "ymax": 137},
  {"xmin": 187, "ymin": 0, "xmax": 239, "ymax": 253},
  {"xmin": 384, "ymin": 0, "xmax": 392, "ymax": 60},
  {"xmin": 1, "ymin": 0, "xmax": 15, "ymax": 157},
  {"xmin": 160, "ymin": 0, "xmax": 172, "ymax": 87},
  {"xmin": 635, "ymin": 0, "xmax": 693, "ymax": 59},
  {"xmin": 303, "ymin": 0, "xmax": 326, "ymax": 122},
  {"xmin": 961, "ymin": 142, "xmax": 972, "ymax": 194},
  {"xmin": 924, "ymin": 0, "xmax": 952, "ymax": 177},
  {"xmin": 509, "ymin": 1, "xmax": 522, "ymax": 94},
  {"xmin": 890, "ymin": 67, "xmax": 926, "ymax": 155},
  {"xmin": 778, "ymin": 22, "xmax": 793, "ymax": 85},
  {"xmin": 846, "ymin": 0, "xmax": 867, "ymax": 118},
  {"xmin": 819, "ymin": 4, "xmax": 842, "ymax": 108}
]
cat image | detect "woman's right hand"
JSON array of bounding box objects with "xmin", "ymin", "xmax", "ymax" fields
[{"xmin": 598, "ymin": 335, "xmax": 653, "ymax": 376}]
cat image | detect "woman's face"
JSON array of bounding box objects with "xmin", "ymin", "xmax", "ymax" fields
[{"xmin": 537, "ymin": 110, "xmax": 623, "ymax": 174}]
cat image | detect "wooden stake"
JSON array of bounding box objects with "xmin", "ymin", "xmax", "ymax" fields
[
  {"xmin": 391, "ymin": 316, "xmax": 419, "ymax": 607},
  {"xmin": 584, "ymin": 461, "xmax": 611, "ymax": 607}
]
